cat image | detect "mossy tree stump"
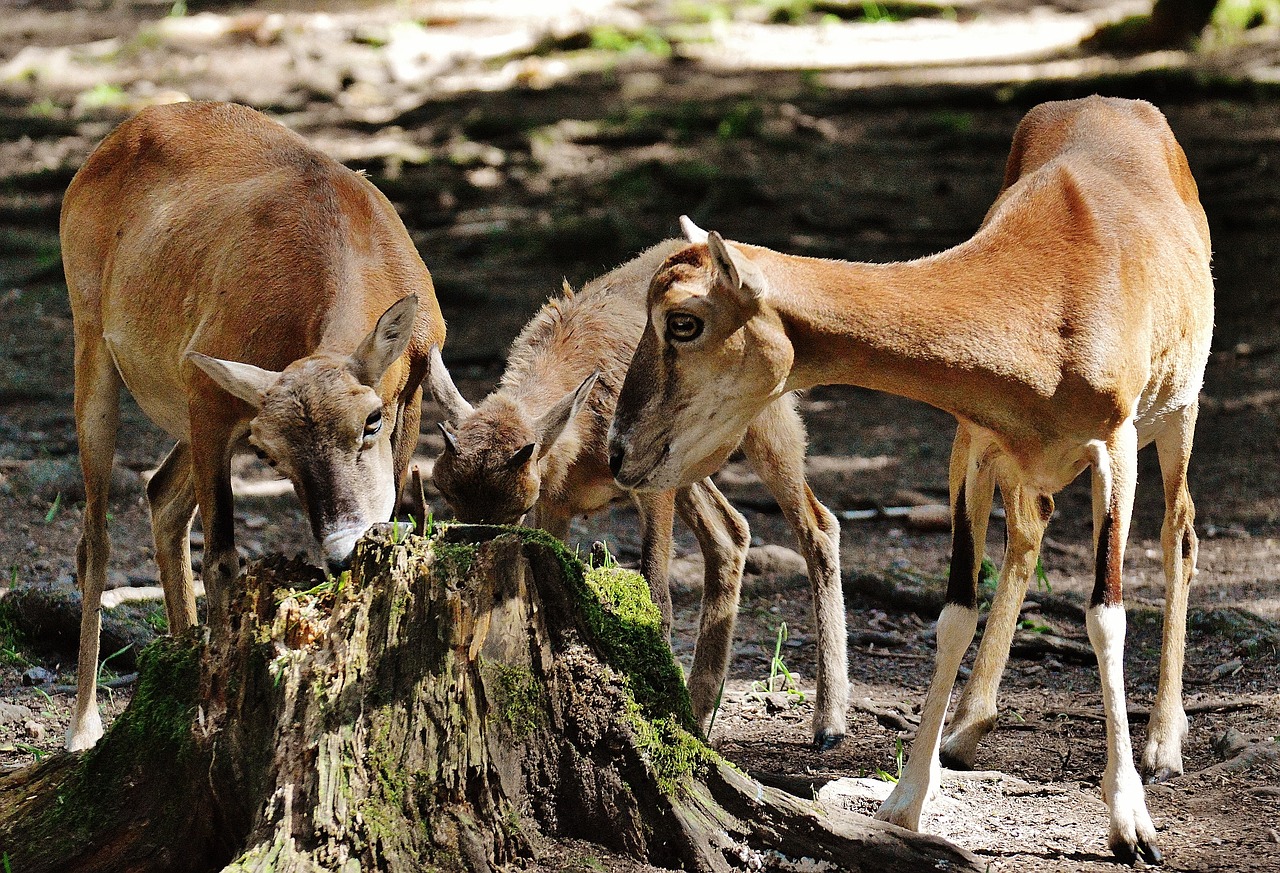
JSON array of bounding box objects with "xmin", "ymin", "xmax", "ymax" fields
[{"xmin": 0, "ymin": 525, "xmax": 979, "ymax": 873}]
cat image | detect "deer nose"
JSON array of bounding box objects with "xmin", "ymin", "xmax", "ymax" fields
[{"xmin": 609, "ymin": 445, "xmax": 625, "ymax": 478}]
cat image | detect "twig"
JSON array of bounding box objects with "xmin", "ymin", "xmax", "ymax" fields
[
  {"xmin": 1047, "ymin": 699, "xmax": 1262, "ymax": 723},
  {"xmin": 853, "ymin": 646, "xmax": 931, "ymax": 661},
  {"xmin": 49, "ymin": 673, "xmax": 139, "ymax": 695}
]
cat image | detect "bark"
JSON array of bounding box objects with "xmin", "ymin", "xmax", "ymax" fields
[{"xmin": 0, "ymin": 525, "xmax": 979, "ymax": 873}]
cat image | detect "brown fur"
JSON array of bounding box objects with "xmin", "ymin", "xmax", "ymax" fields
[
  {"xmin": 430, "ymin": 242, "xmax": 849, "ymax": 743},
  {"xmin": 61, "ymin": 102, "xmax": 444, "ymax": 751},
  {"xmin": 609, "ymin": 97, "xmax": 1213, "ymax": 859}
]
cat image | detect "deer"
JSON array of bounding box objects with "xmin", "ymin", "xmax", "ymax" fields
[
  {"xmin": 427, "ymin": 239, "xmax": 849, "ymax": 747},
  {"xmin": 60, "ymin": 101, "xmax": 444, "ymax": 751},
  {"xmin": 607, "ymin": 96, "xmax": 1213, "ymax": 863}
]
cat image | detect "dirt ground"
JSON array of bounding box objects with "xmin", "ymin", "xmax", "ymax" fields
[{"xmin": 1, "ymin": 1, "xmax": 1279, "ymax": 871}]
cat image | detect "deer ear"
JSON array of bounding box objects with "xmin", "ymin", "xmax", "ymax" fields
[
  {"xmin": 508, "ymin": 443, "xmax": 536, "ymax": 469},
  {"xmin": 352, "ymin": 294, "xmax": 418, "ymax": 386},
  {"xmin": 679, "ymin": 215, "xmax": 709, "ymax": 244},
  {"xmin": 187, "ymin": 353, "xmax": 278, "ymax": 408},
  {"xmin": 533, "ymin": 371, "xmax": 599, "ymax": 460},
  {"xmin": 438, "ymin": 421, "xmax": 461, "ymax": 455},
  {"xmin": 426, "ymin": 346, "xmax": 475, "ymax": 422},
  {"xmin": 707, "ymin": 232, "xmax": 766, "ymax": 307}
]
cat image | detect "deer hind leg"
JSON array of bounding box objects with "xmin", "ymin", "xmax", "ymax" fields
[
  {"xmin": 148, "ymin": 441, "xmax": 198, "ymax": 633},
  {"xmin": 742, "ymin": 395, "xmax": 847, "ymax": 749},
  {"xmin": 942, "ymin": 455, "xmax": 1049, "ymax": 768},
  {"xmin": 1143, "ymin": 402, "xmax": 1199, "ymax": 784},
  {"xmin": 675, "ymin": 479, "xmax": 749, "ymax": 736},
  {"xmin": 1087, "ymin": 423, "xmax": 1161, "ymax": 864},
  {"xmin": 632, "ymin": 489, "xmax": 677, "ymax": 638},
  {"xmin": 67, "ymin": 335, "xmax": 122, "ymax": 752},
  {"xmin": 878, "ymin": 428, "xmax": 988, "ymax": 829}
]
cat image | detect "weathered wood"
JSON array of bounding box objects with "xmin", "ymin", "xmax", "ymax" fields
[{"xmin": 0, "ymin": 525, "xmax": 979, "ymax": 873}]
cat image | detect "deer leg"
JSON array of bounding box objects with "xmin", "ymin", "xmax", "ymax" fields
[
  {"xmin": 1143, "ymin": 403, "xmax": 1199, "ymax": 784},
  {"xmin": 147, "ymin": 441, "xmax": 198, "ymax": 633},
  {"xmin": 878, "ymin": 431, "xmax": 988, "ymax": 829},
  {"xmin": 676, "ymin": 479, "xmax": 749, "ymax": 737},
  {"xmin": 391, "ymin": 387, "xmax": 423, "ymax": 498},
  {"xmin": 941, "ymin": 448, "xmax": 1038, "ymax": 768},
  {"xmin": 532, "ymin": 504, "xmax": 572, "ymax": 542},
  {"xmin": 632, "ymin": 490, "xmax": 677, "ymax": 638},
  {"xmin": 188, "ymin": 397, "xmax": 242, "ymax": 644},
  {"xmin": 742, "ymin": 395, "xmax": 847, "ymax": 749},
  {"xmin": 1087, "ymin": 423, "xmax": 1161, "ymax": 864},
  {"xmin": 67, "ymin": 334, "xmax": 122, "ymax": 752}
]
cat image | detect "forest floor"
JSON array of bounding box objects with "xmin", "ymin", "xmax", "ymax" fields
[{"xmin": 1, "ymin": 1, "xmax": 1279, "ymax": 871}]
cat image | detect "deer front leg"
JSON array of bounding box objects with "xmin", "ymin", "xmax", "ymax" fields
[
  {"xmin": 942, "ymin": 466, "xmax": 1048, "ymax": 769},
  {"xmin": 188, "ymin": 399, "xmax": 242, "ymax": 643},
  {"xmin": 742, "ymin": 395, "xmax": 847, "ymax": 749},
  {"xmin": 1088, "ymin": 425, "xmax": 1161, "ymax": 864},
  {"xmin": 878, "ymin": 431, "xmax": 987, "ymax": 828},
  {"xmin": 67, "ymin": 335, "xmax": 122, "ymax": 752},
  {"xmin": 633, "ymin": 489, "xmax": 677, "ymax": 638},
  {"xmin": 676, "ymin": 479, "xmax": 749, "ymax": 736},
  {"xmin": 148, "ymin": 441, "xmax": 199, "ymax": 633}
]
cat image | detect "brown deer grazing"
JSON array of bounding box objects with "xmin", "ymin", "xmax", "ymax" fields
[
  {"xmin": 60, "ymin": 101, "xmax": 444, "ymax": 751},
  {"xmin": 428, "ymin": 240, "xmax": 849, "ymax": 746},
  {"xmin": 608, "ymin": 97, "xmax": 1212, "ymax": 863}
]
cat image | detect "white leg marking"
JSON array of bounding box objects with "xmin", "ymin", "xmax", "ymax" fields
[
  {"xmin": 1087, "ymin": 604, "xmax": 1160, "ymax": 860},
  {"xmin": 877, "ymin": 603, "xmax": 978, "ymax": 830}
]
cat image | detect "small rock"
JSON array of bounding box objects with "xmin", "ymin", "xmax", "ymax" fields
[
  {"xmin": 23, "ymin": 719, "xmax": 44, "ymax": 740},
  {"xmin": 21, "ymin": 666, "xmax": 54, "ymax": 686},
  {"xmin": 0, "ymin": 702, "xmax": 33, "ymax": 725},
  {"xmin": 1212, "ymin": 727, "xmax": 1250, "ymax": 761},
  {"xmin": 1044, "ymin": 657, "xmax": 1064, "ymax": 672},
  {"xmin": 743, "ymin": 544, "xmax": 807, "ymax": 579},
  {"xmin": 764, "ymin": 692, "xmax": 793, "ymax": 713},
  {"xmin": 1266, "ymin": 828, "xmax": 1280, "ymax": 843}
]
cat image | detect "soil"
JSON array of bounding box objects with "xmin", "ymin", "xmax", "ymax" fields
[{"xmin": 1, "ymin": 1, "xmax": 1278, "ymax": 871}]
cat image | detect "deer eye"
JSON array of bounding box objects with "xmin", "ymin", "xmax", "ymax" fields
[
  {"xmin": 666, "ymin": 312, "xmax": 703, "ymax": 342},
  {"xmin": 364, "ymin": 409, "xmax": 383, "ymax": 437}
]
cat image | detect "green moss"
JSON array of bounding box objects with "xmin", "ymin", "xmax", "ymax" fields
[
  {"xmin": 516, "ymin": 528, "xmax": 697, "ymax": 732},
  {"xmin": 627, "ymin": 710, "xmax": 716, "ymax": 794},
  {"xmin": 432, "ymin": 541, "xmax": 476, "ymax": 577},
  {"xmin": 30, "ymin": 633, "xmax": 202, "ymax": 850},
  {"xmin": 483, "ymin": 660, "xmax": 544, "ymax": 738}
]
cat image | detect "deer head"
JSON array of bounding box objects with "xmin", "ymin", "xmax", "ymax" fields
[
  {"xmin": 188, "ymin": 294, "xmax": 419, "ymax": 570},
  {"xmin": 428, "ymin": 346, "xmax": 598, "ymax": 524},
  {"xmin": 608, "ymin": 217, "xmax": 792, "ymax": 491}
]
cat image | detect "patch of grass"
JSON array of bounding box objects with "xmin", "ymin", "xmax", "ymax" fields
[
  {"xmin": 751, "ymin": 622, "xmax": 806, "ymax": 701},
  {"xmin": 873, "ymin": 736, "xmax": 905, "ymax": 783},
  {"xmin": 76, "ymin": 83, "xmax": 127, "ymax": 112},
  {"xmin": 926, "ymin": 109, "xmax": 975, "ymax": 134},
  {"xmin": 1212, "ymin": 0, "xmax": 1280, "ymax": 34},
  {"xmin": 43, "ymin": 491, "xmax": 62, "ymax": 523},
  {"xmin": 717, "ymin": 101, "xmax": 764, "ymax": 140},
  {"xmin": 0, "ymin": 594, "xmax": 30, "ymax": 669},
  {"xmin": 1034, "ymin": 556, "xmax": 1052, "ymax": 594},
  {"xmin": 588, "ymin": 25, "xmax": 673, "ymax": 58}
]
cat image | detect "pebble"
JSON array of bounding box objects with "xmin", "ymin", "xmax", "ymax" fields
[
  {"xmin": 1266, "ymin": 828, "xmax": 1280, "ymax": 843},
  {"xmin": 1212, "ymin": 727, "xmax": 1249, "ymax": 761},
  {"xmin": 23, "ymin": 720, "xmax": 44, "ymax": 740},
  {"xmin": 21, "ymin": 666, "xmax": 54, "ymax": 686}
]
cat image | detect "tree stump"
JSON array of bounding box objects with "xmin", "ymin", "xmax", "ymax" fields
[{"xmin": 0, "ymin": 525, "xmax": 979, "ymax": 873}]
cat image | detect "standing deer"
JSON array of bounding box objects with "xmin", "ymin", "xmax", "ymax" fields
[
  {"xmin": 607, "ymin": 97, "xmax": 1212, "ymax": 862},
  {"xmin": 60, "ymin": 101, "xmax": 444, "ymax": 751},
  {"xmin": 427, "ymin": 240, "xmax": 849, "ymax": 746}
]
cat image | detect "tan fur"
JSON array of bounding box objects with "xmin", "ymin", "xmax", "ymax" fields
[
  {"xmin": 61, "ymin": 102, "xmax": 444, "ymax": 751},
  {"xmin": 608, "ymin": 97, "xmax": 1212, "ymax": 860},
  {"xmin": 430, "ymin": 242, "xmax": 849, "ymax": 744}
]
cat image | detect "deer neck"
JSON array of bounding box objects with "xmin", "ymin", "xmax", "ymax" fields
[{"xmin": 757, "ymin": 243, "xmax": 1048, "ymax": 432}]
